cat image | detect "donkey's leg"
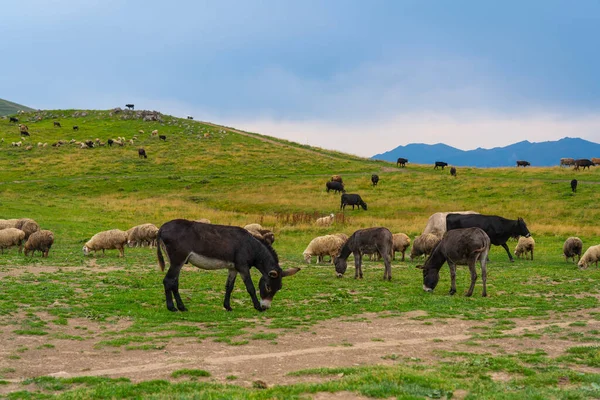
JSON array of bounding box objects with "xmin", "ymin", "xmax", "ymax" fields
[
  {"xmin": 354, "ymin": 252, "xmax": 363, "ymax": 279},
  {"xmin": 163, "ymin": 252, "xmax": 187, "ymax": 311},
  {"xmin": 223, "ymin": 269, "xmax": 238, "ymax": 311},
  {"xmin": 449, "ymin": 263, "xmax": 457, "ymax": 295},
  {"xmin": 466, "ymin": 259, "xmax": 478, "ymax": 297},
  {"xmin": 383, "ymin": 251, "xmax": 392, "ymax": 281},
  {"xmin": 238, "ymin": 267, "xmax": 263, "ymax": 311},
  {"xmin": 480, "ymin": 255, "xmax": 488, "ymax": 297}
]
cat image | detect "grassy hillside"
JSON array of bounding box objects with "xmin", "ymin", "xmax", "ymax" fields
[
  {"xmin": 2, "ymin": 109, "xmax": 600, "ymax": 398},
  {"xmin": 0, "ymin": 98, "xmax": 34, "ymax": 116}
]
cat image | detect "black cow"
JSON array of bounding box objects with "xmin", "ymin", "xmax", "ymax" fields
[
  {"xmin": 341, "ymin": 193, "xmax": 367, "ymax": 210},
  {"xmin": 574, "ymin": 159, "xmax": 594, "ymax": 171},
  {"xmin": 85, "ymin": 140, "xmax": 94, "ymax": 148},
  {"xmin": 571, "ymin": 179, "xmax": 578, "ymax": 193},
  {"xmin": 371, "ymin": 174, "xmax": 379, "ymax": 186},
  {"xmin": 434, "ymin": 161, "xmax": 448, "ymax": 170},
  {"xmin": 73, "ymin": 125, "xmax": 79, "ymax": 131},
  {"xmin": 450, "ymin": 167, "xmax": 457, "ymax": 177},
  {"xmin": 9, "ymin": 117, "xmax": 18, "ymax": 123},
  {"xmin": 417, "ymin": 227, "xmax": 490, "ymax": 297},
  {"xmin": 157, "ymin": 219, "xmax": 299, "ymax": 312},
  {"xmin": 138, "ymin": 148, "xmax": 147, "ymax": 159},
  {"xmin": 446, "ymin": 213, "xmax": 530, "ymax": 262},
  {"xmin": 187, "ymin": 116, "xmax": 194, "ymax": 120},
  {"xmin": 516, "ymin": 160, "xmax": 530, "ymax": 167},
  {"xmin": 396, "ymin": 157, "xmax": 408, "ymax": 167},
  {"xmin": 334, "ymin": 227, "xmax": 393, "ymax": 280},
  {"xmin": 126, "ymin": 104, "xmax": 135, "ymax": 110},
  {"xmin": 159, "ymin": 135, "xmax": 167, "ymax": 141},
  {"xmin": 107, "ymin": 139, "xmax": 114, "ymax": 147},
  {"xmin": 326, "ymin": 181, "xmax": 345, "ymax": 193},
  {"xmin": 53, "ymin": 121, "xmax": 61, "ymax": 128}
]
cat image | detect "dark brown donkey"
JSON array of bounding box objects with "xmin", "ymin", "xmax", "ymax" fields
[
  {"xmin": 157, "ymin": 219, "xmax": 299, "ymax": 312},
  {"xmin": 417, "ymin": 227, "xmax": 491, "ymax": 297}
]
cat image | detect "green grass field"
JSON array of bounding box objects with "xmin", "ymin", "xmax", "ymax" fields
[{"xmin": 1, "ymin": 109, "xmax": 600, "ymax": 399}]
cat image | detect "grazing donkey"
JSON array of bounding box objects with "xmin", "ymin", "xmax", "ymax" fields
[
  {"xmin": 334, "ymin": 227, "xmax": 393, "ymax": 280},
  {"xmin": 417, "ymin": 227, "xmax": 491, "ymax": 297},
  {"xmin": 157, "ymin": 219, "xmax": 299, "ymax": 312}
]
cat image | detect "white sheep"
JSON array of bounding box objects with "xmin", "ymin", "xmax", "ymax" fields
[
  {"xmin": 410, "ymin": 233, "xmax": 441, "ymax": 260},
  {"xmin": 126, "ymin": 223, "xmax": 159, "ymax": 247},
  {"xmin": 244, "ymin": 223, "xmax": 263, "ymax": 232},
  {"xmin": 151, "ymin": 129, "xmax": 158, "ymax": 136},
  {"xmin": 0, "ymin": 219, "xmax": 20, "ymax": 230},
  {"xmin": 0, "ymin": 228, "xmax": 26, "ymax": 253},
  {"xmin": 316, "ymin": 213, "xmax": 335, "ymax": 226},
  {"xmin": 392, "ymin": 233, "xmax": 411, "ymax": 261},
  {"xmin": 83, "ymin": 229, "xmax": 128, "ymax": 257},
  {"xmin": 578, "ymin": 245, "xmax": 600, "ymax": 269},
  {"xmin": 0, "ymin": 218, "xmax": 40, "ymax": 239},
  {"xmin": 514, "ymin": 236, "xmax": 535, "ymax": 260},
  {"xmin": 24, "ymin": 230, "xmax": 54, "ymax": 257},
  {"xmin": 563, "ymin": 237, "xmax": 583, "ymax": 263},
  {"xmin": 303, "ymin": 234, "xmax": 345, "ymax": 264},
  {"xmin": 244, "ymin": 224, "xmax": 275, "ymax": 245},
  {"xmin": 15, "ymin": 218, "xmax": 40, "ymax": 239}
]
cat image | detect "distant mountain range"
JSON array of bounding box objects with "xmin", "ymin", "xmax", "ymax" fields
[
  {"xmin": 371, "ymin": 137, "xmax": 600, "ymax": 167},
  {"xmin": 0, "ymin": 98, "xmax": 34, "ymax": 117}
]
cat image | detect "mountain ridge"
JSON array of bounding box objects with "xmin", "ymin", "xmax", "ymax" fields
[
  {"xmin": 0, "ymin": 98, "xmax": 34, "ymax": 116},
  {"xmin": 371, "ymin": 137, "xmax": 600, "ymax": 167}
]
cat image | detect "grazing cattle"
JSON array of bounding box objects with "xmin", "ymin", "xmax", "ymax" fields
[
  {"xmin": 107, "ymin": 139, "xmax": 114, "ymax": 147},
  {"xmin": 592, "ymin": 158, "xmax": 600, "ymax": 166},
  {"xmin": 73, "ymin": 125, "xmax": 79, "ymax": 131},
  {"xmin": 334, "ymin": 227, "xmax": 393, "ymax": 280},
  {"xmin": 446, "ymin": 213, "xmax": 531, "ymax": 262},
  {"xmin": 138, "ymin": 148, "xmax": 147, "ymax": 159},
  {"xmin": 417, "ymin": 227, "xmax": 491, "ymax": 297},
  {"xmin": 326, "ymin": 181, "xmax": 345, "ymax": 194},
  {"xmin": 187, "ymin": 116, "xmax": 194, "ymax": 120},
  {"xmin": 560, "ymin": 158, "xmax": 575, "ymax": 167},
  {"xmin": 9, "ymin": 117, "xmax": 19, "ymax": 123},
  {"xmin": 125, "ymin": 104, "xmax": 135, "ymax": 110},
  {"xmin": 159, "ymin": 135, "xmax": 166, "ymax": 141},
  {"xmin": 516, "ymin": 160, "xmax": 530, "ymax": 167},
  {"xmin": 53, "ymin": 121, "xmax": 61, "ymax": 128},
  {"xmin": 157, "ymin": 219, "xmax": 300, "ymax": 312},
  {"xmin": 341, "ymin": 193, "xmax": 367, "ymax": 210},
  {"xmin": 450, "ymin": 167, "xmax": 457, "ymax": 177},
  {"xmin": 396, "ymin": 157, "xmax": 408, "ymax": 167},
  {"xmin": 571, "ymin": 179, "xmax": 578, "ymax": 193},
  {"xmin": 574, "ymin": 159, "xmax": 594, "ymax": 171},
  {"xmin": 371, "ymin": 174, "xmax": 379, "ymax": 186},
  {"xmin": 434, "ymin": 161, "xmax": 448, "ymax": 170}
]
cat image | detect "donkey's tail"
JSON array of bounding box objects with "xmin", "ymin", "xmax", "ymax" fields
[{"xmin": 157, "ymin": 237, "xmax": 166, "ymax": 271}]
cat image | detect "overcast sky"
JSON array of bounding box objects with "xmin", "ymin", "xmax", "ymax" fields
[{"xmin": 2, "ymin": 0, "xmax": 600, "ymax": 157}]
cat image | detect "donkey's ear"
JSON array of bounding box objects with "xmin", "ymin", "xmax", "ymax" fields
[
  {"xmin": 415, "ymin": 265, "xmax": 424, "ymax": 270},
  {"xmin": 282, "ymin": 267, "xmax": 300, "ymax": 277}
]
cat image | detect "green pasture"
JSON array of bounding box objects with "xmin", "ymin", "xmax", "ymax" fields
[{"xmin": 1, "ymin": 110, "xmax": 600, "ymax": 398}]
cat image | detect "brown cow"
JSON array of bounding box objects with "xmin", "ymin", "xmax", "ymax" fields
[{"xmin": 574, "ymin": 159, "xmax": 594, "ymax": 171}]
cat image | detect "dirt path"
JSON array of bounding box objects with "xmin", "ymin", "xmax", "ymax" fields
[{"xmin": 1, "ymin": 305, "xmax": 599, "ymax": 395}]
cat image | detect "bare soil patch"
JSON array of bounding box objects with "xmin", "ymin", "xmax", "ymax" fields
[{"xmin": 1, "ymin": 304, "xmax": 600, "ymax": 396}]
